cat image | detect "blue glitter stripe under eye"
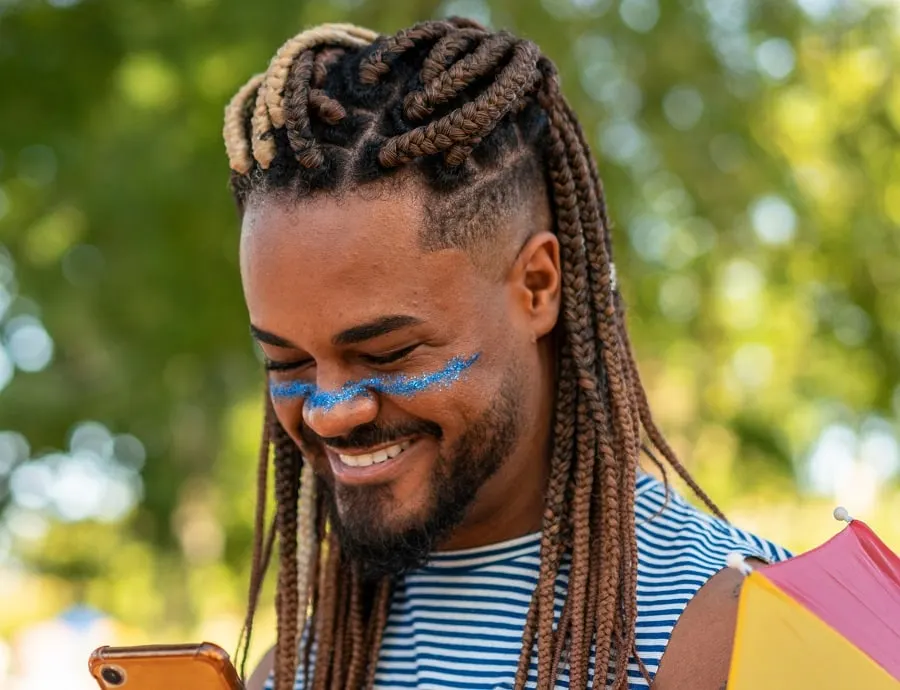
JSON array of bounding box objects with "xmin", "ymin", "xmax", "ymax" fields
[{"xmin": 269, "ymin": 353, "xmax": 481, "ymax": 411}]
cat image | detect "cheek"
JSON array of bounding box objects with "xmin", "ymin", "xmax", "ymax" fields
[
  {"xmin": 271, "ymin": 399, "xmax": 322, "ymax": 460},
  {"xmin": 390, "ymin": 356, "xmax": 503, "ymax": 437},
  {"xmin": 272, "ymin": 398, "xmax": 299, "ymax": 437}
]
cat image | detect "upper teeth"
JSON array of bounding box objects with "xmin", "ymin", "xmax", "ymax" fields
[{"xmin": 339, "ymin": 441, "xmax": 411, "ymax": 467}]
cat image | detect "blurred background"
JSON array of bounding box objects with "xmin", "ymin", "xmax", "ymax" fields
[{"xmin": 1, "ymin": 0, "xmax": 899, "ymax": 687}]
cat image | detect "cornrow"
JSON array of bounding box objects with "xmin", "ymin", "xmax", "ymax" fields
[{"xmin": 228, "ymin": 19, "xmax": 726, "ymax": 690}]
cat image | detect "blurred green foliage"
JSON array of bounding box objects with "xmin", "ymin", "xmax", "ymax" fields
[{"xmin": 0, "ymin": 0, "xmax": 898, "ymax": 654}]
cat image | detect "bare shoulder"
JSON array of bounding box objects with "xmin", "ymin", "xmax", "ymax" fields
[
  {"xmin": 245, "ymin": 646, "xmax": 275, "ymax": 690},
  {"xmin": 650, "ymin": 562, "xmax": 757, "ymax": 690}
]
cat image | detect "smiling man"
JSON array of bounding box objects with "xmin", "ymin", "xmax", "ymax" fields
[{"xmin": 228, "ymin": 19, "xmax": 789, "ymax": 690}]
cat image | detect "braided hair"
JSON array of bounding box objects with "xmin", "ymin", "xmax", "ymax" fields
[{"xmin": 226, "ymin": 18, "xmax": 724, "ymax": 690}]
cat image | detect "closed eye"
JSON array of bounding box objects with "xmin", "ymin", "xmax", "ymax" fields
[
  {"xmin": 264, "ymin": 357, "xmax": 313, "ymax": 372},
  {"xmin": 360, "ymin": 344, "xmax": 420, "ymax": 366}
]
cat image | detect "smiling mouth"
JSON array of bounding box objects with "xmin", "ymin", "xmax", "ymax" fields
[{"xmin": 332, "ymin": 439, "xmax": 415, "ymax": 468}]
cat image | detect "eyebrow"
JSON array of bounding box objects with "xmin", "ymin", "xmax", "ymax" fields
[
  {"xmin": 249, "ymin": 315, "xmax": 423, "ymax": 350},
  {"xmin": 250, "ymin": 324, "xmax": 297, "ymax": 348},
  {"xmin": 332, "ymin": 315, "xmax": 423, "ymax": 346}
]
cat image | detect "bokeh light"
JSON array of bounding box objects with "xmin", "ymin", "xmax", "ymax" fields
[
  {"xmin": 750, "ymin": 195, "xmax": 798, "ymax": 245},
  {"xmin": 5, "ymin": 316, "xmax": 54, "ymax": 373},
  {"xmin": 5, "ymin": 421, "xmax": 144, "ymax": 538},
  {"xmin": 619, "ymin": 0, "xmax": 659, "ymax": 33},
  {"xmin": 755, "ymin": 38, "xmax": 796, "ymax": 80}
]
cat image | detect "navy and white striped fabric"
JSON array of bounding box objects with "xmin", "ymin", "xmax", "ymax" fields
[{"xmin": 274, "ymin": 472, "xmax": 791, "ymax": 689}]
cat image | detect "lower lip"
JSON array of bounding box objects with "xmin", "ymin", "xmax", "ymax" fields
[{"xmin": 326, "ymin": 438, "xmax": 427, "ymax": 486}]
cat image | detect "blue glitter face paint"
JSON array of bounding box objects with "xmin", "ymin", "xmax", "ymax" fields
[{"xmin": 269, "ymin": 353, "xmax": 481, "ymax": 411}]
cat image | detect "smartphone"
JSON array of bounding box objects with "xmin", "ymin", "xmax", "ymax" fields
[{"xmin": 88, "ymin": 642, "xmax": 244, "ymax": 690}]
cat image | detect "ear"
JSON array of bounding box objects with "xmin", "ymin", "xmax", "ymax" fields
[{"xmin": 507, "ymin": 231, "xmax": 562, "ymax": 340}]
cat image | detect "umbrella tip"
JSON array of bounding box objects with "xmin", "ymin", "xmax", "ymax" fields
[
  {"xmin": 833, "ymin": 506, "xmax": 853, "ymax": 523},
  {"xmin": 726, "ymin": 552, "xmax": 754, "ymax": 576}
]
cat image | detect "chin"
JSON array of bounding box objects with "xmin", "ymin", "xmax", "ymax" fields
[
  {"xmin": 329, "ymin": 484, "xmax": 447, "ymax": 579},
  {"xmin": 334, "ymin": 480, "xmax": 433, "ymax": 537}
]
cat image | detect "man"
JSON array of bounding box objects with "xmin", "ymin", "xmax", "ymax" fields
[{"xmin": 225, "ymin": 19, "xmax": 789, "ymax": 690}]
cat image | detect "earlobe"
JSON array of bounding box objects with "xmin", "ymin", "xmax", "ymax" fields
[{"xmin": 513, "ymin": 231, "xmax": 562, "ymax": 339}]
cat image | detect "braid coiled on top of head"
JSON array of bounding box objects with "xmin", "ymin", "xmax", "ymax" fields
[
  {"xmin": 228, "ymin": 19, "xmax": 724, "ymax": 690},
  {"xmin": 403, "ymin": 31, "xmax": 514, "ymax": 121},
  {"xmin": 357, "ymin": 18, "xmax": 485, "ymax": 86}
]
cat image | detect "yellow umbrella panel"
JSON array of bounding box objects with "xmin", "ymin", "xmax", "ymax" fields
[{"xmin": 728, "ymin": 520, "xmax": 900, "ymax": 689}]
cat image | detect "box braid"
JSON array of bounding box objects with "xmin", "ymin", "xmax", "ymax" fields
[{"xmin": 225, "ymin": 18, "xmax": 725, "ymax": 690}]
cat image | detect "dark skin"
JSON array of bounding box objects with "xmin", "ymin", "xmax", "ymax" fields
[
  {"xmin": 241, "ymin": 181, "xmax": 556, "ymax": 551},
  {"xmin": 240, "ymin": 182, "xmax": 745, "ymax": 690}
]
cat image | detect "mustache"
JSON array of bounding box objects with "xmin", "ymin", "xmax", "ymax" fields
[{"xmin": 300, "ymin": 419, "xmax": 443, "ymax": 450}]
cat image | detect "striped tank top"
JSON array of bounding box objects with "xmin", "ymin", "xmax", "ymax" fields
[{"xmin": 273, "ymin": 473, "xmax": 790, "ymax": 689}]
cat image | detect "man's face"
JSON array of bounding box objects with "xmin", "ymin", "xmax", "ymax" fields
[{"xmin": 239, "ymin": 184, "xmax": 558, "ymax": 577}]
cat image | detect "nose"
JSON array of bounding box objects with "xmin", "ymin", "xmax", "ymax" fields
[{"xmin": 302, "ymin": 389, "xmax": 379, "ymax": 440}]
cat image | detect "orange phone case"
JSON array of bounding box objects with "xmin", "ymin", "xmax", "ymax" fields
[{"xmin": 88, "ymin": 642, "xmax": 244, "ymax": 690}]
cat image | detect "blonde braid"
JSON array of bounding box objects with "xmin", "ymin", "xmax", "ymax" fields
[
  {"xmin": 264, "ymin": 24, "xmax": 378, "ymax": 127},
  {"xmin": 249, "ymin": 24, "xmax": 378, "ymax": 169},
  {"xmin": 295, "ymin": 461, "xmax": 318, "ymax": 633},
  {"xmin": 250, "ymin": 84, "xmax": 277, "ymax": 170},
  {"xmin": 223, "ymin": 74, "xmax": 264, "ymax": 174}
]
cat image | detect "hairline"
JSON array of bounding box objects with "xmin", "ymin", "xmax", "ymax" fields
[{"xmin": 242, "ymin": 163, "xmax": 549, "ymax": 280}]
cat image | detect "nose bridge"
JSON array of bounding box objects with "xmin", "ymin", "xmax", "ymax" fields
[
  {"xmin": 302, "ymin": 365, "xmax": 378, "ymax": 439},
  {"xmin": 313, "ymin": 360, "xmax": 352, "ymax": 395}
]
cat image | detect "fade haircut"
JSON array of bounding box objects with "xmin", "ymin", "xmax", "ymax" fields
[{"xmin": 225, "ymin": 18, "xmax": 723, "ymax": 690}]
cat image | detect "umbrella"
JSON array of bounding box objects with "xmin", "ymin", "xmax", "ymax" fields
[{"xmin": 727, "ymin": 508, "xmax": 900, "ymax": 689}]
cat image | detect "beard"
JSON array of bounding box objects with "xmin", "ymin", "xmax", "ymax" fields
[{"xmin": 309, "ymin": 367, "xmax": 524, "ymax": 581}]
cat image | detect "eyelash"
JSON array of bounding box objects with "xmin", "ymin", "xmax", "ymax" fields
[
  {"xmin": 264, "ymin": 358, "xmax": 312, "ymax": 372},
  {"xmin": 264, "ymin": 344, "xmax": 420, "ymax": 372},
  {"xmin": 360, "ymin": 343, "xmax": 419, "ymax": 365}
]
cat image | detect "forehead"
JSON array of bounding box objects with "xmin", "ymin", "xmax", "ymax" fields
[{"xmin": 239, "ymin": 191, "xmax": 492, "ymax": 340}]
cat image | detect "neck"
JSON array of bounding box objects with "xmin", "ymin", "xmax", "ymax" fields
[
  {"xmin": 437, "ymin": 342, "xmax": 556, "ymax": 552},
  {"xmin": 437, "ymin": 456, "xmax": 547, "ymax": 551}
]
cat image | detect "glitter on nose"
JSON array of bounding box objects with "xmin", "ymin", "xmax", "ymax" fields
[{"xmin": 269, "ymin": 353, "xmax": 480, "ymax": 411}]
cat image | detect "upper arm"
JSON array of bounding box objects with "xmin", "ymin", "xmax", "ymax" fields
[
  {"xmin": 245, "ymin": 646, "xmax": 275, "ymax": 690},
  {"xmin": 650, "ymin": 563, "xmax": 757, "ymax": 690}
]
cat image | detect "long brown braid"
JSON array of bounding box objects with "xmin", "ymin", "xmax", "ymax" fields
[{"xmin": 225, "ymin": 18, "xmax": 724, "ymax": 690}]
